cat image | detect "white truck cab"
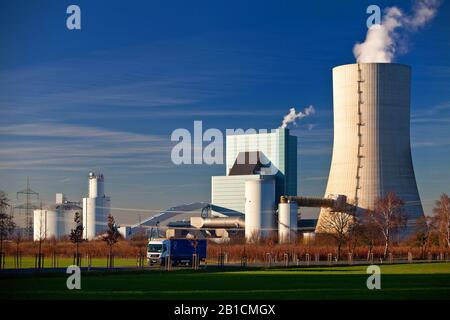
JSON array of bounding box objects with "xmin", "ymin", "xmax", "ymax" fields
[{"xmin": 147, "ymin": 239, "xmax": 169, "ymax": 265}]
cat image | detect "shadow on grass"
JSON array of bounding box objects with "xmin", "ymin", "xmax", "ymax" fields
[{"xmin": 1, "ymin": 265, "xmax": 450, "ymax": 300}]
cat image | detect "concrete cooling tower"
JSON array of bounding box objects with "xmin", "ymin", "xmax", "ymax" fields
[{"xmin": 316, "ymin": 63, "xmax": 424, "ymax": 236}]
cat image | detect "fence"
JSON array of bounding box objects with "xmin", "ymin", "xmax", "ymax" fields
[
  {"xmin": 1, "ymin": 246, "xmax": 450, "ymax": 271},
  {"xmin": 85, "ymin": 254, "xmax": 92, "ymax": 269},
  {"xmin": 347, "ymin": 252, "xmax": 353, "ymax": 265},
  {"xmin": 217, "ymin": 253, "xmax": 225, "ymax": 268},
  {"xmin": 164, "ymin": 255, "xmax": 172, "ymax": 271},
  {"xmin": 265, "ymin": 253, "xmax": 272, "ymax": 268},
  {"xmin": 241, "ymin": 254, "xmax": 248, "ymax": 267},
  {"xmin": 192, "ymin": 254, "xmax": 200, "ymax": 270}
]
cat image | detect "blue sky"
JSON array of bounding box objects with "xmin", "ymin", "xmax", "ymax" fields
[{"xmin": 0, "ymin": 0, "xmax": 449, "ymax": 224}]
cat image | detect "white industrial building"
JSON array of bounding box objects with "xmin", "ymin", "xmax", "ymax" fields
[
  {"xmin": 211, "ymin": 128, "xmax": 297, "ymax": 217},
  {"xmin": 208, "ymin": 128, "xmax": 299, "ymax": 242},
  {"xmin": 82, "ymin": 172, "xmax": 111, "ymax": 240},
  {"xmin": 317, "ymin": 63, "xmax": 425, "ymax": 236},
  {"xmin": 33, "ymin": 193, "xmax": 82, "ymax": 240}
]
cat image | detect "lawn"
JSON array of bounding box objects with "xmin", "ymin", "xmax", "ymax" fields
[
  {"xmin": 2, "ymin": 256, "xmax": 140, "ymax": 269},
  {"xmin": 1, "ymin": 263, "xmax": 449, "ymax": 300}
]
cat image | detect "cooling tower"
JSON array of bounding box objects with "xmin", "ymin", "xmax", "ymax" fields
[{"xmin": 316, "ymin": 63, "xmax": 424, "ymax": 236}]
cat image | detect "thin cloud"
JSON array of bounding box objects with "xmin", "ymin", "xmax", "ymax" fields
[{"xmin": 0, "ymin": 123, "xmax": 173, "ymax": 172}]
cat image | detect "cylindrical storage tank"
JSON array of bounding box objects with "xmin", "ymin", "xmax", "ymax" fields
[
  {"xmin": 33, "ymin": 209, "xmax": 43, "ymax": 241},
  {"xmin": 278, "ymin": 202, "xmax": 298, "ymax": 244},
  {"xmin": 33, "ymin": 209, "xmax": 58, "ymax": 240},
  {"xmin": 61, "ymin": 209, "xmax": 81, "ymax": 237},
  {"xmin": 245, "ymin": 177, "xmax": 275, "ymax": 243},
  {"xmin": 83, "ymin": 198, "xmax": 96, "ymax": 240},
  {"xmin": 317, "ymin": 63, "xmax": 424, "ymax": 237}
]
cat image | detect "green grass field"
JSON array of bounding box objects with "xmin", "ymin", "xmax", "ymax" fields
[
  {"xmin": 2, "ymin": 256, "xmax": 139, "ymax": 269},
  {"xmin": 1, "ymin": 262, "xmax": 449, "ymax": 300}
]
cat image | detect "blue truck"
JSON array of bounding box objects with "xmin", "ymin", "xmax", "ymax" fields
[{"xmin": 147, "ymin": 238, "xmax": 207, "ymax": 266}]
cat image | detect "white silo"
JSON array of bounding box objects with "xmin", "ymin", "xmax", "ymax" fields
[
  {"xmin": 316, "ymin": 63, "xmax": 424, "ymax": 236},
  {"xmin": 59, "ymin": 204, "xmax": 83, "ymax": 237},
  {"xmin": 83, "ymin": 172, "xmax": 110, "ymax": 240},
  {"xmin": 33, "ymin": 208, "xmax": 58, "ymax": 240},
  {"xmin": 278, "ymin": 201, "xmax": 298, "ymax": 244},
  {"xmin": 245, "ymin": 177, "xmax": 275, "ymax": 242}
]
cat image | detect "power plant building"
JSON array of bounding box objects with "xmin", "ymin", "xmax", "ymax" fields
[
  {"xmin": 211, "ymin": 128, "xmax": 297, "ymax": 217},
  {"xmin": 209, "ymin": 128, "xmax": 298, "ymax": 241},
  {"xmin": 82, "ymin": 172, "xmax": 111, "ymax": 240},
  {"xmin": 316, "ymin": 63, "xmax": 424, "ymax": 236}
]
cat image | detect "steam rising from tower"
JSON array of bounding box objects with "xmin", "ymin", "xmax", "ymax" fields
[
  {"xmin": 280, "ymin": 106, "xmax": 315, "ymax": 128},
  {"xmin": 353, "ymin": 0, "xmax": 440, "ymax": 63}
]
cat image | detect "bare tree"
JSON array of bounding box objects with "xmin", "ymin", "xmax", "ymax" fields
[
  {"xmin": 319, "ymin": 210, "xmax": 354, "ymax": 260},
  {"xmin": 12, "ymin": 230, "xmax": 23, "ymax": 268},
  {"xmin": 432, "ymin": 193, "xmax": 450, "ymax": 248},
  {"xmin": 0, "ymin": 191, "xmax": 16, "ymax": 263},
  {"xmin": 370, "ymin": 192, "xmax": 407, "ymax": 258},
  {"xmin": 102, "ymin": 214, "xmax": 120, "ymax": 268},
  {"xmin": 352, "ymin": 210, "xmax": 380, "ymax": 260},
  {"xmin": 411, "ymin": 216, "xmax": 431, "ymax": 259},
  {"xmin": 69, "ymin": 211, "xmax": 84, "ymax": 266}
]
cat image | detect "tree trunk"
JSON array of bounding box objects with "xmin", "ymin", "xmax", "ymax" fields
[
  {"xmin": 0, "ymin": 237, "xmax": 3, "ymax": 269},
  {"xmin": 109, "ymin": 244, "xmax": 113, "ymax": 268},
  {"xmin": 383, "ymin": 238, "xmax": 389, "ymax": 258},
  {"xmin": 367, "ymin": 242, "xmax": 373, "ymax": 261},
  {"xmin": 337, "ymin": 242, "xmax": 341, "ymax": 261},
  {"xmin": 76, "ymin": 242, "xmax": 79, "ymax": 266},
  {"xmin": 447, "ymin": 222, "xmax": 450, "ymax": 248}
]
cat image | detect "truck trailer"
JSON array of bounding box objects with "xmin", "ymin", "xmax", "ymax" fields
[{"xmin": 147, "ymin": 238, "xmax": 207, "ymax": 266}]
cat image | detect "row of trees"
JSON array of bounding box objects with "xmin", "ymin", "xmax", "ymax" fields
[
  {"xmin": 320, "ymin": 192, "xmax": 450, "ymax": 260},
  {"xmin": 0, "ymin": 190, "xmax": 121, "ymax": 266},
  {"xmin": 1, "ymin": 190, "xmax": 449, "ymax": 263}
]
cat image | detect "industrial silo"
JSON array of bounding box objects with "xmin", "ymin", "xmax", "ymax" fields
[
  {"xmin": 83, "ymin": 172, "xmax": 110, "ymax": 240},
  {"xmin": 245, "ymin": 177, "xmax": 275, "ymax": 242},
  {"xmin": 278, "ymin": 201, "xmax": 298, "ymax": 244},
  {"xmin": 59, "ymin": 204, "xmax": 83, "ymax": 237},
  {"xmin": 316, "ymin": 63, "xmax": 424, "ymax": 236},
  {"xmin": 33, "ymin": 208, "xmax": 58, "ymax": 240}
]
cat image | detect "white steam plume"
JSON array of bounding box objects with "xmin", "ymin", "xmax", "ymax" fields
[
  {"xmin": 280, "ymin": 105, "xmax": 315, "ymax": 129},
  {"xmin": 353, "ymin": 0, "xmax": 440, "ymax": 63}
]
